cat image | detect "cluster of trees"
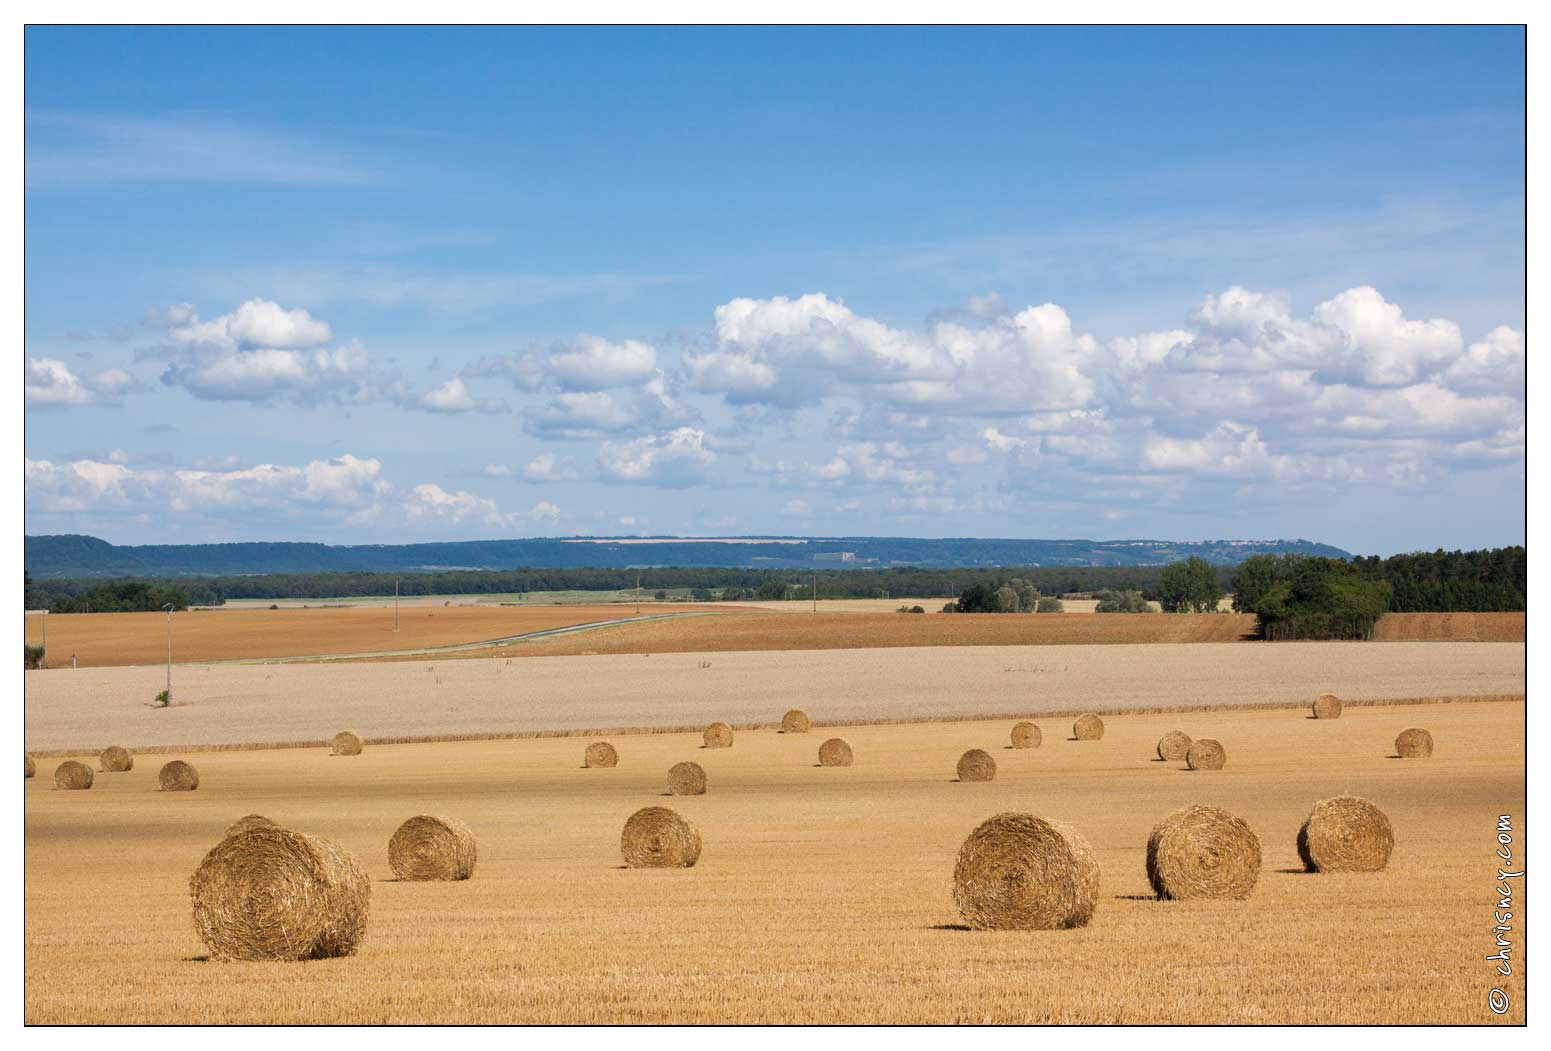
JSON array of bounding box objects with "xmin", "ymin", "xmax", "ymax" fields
[
  {"xmin": 24, "ymin": 576, "xmax": 192, "ymax": 614},
  {"xmin": 1156, "ymin": 557, "xmax": 1224, "ymax": 612},
  {"xmin": 1351, "ymin": 547, "xmax": 1524, "ymax": 611},
  {"xmin": 1231, "ymin": 555, "xmax": 1393, "ymax": 640},
  {"xmin": 944, "ymin": 579, "xmax": 1065, "ymax": 613},
  {"xmin": 1094, "ymin": 589, "xmax": 1152, "ymax": 613}
]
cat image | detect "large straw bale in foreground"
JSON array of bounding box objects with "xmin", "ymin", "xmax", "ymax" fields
[
  {"xmin": 952, "ymin": 812, "xmax": 1099, "ymax": 930},
  {"xmin": 225, "ymin": 814, "xmax": 277, "ymax": 838},
  {"xmin": 585, "ymin": 741, "xmax": 619, "ymax": 768},
  {"xmin": 159, "ymin": 760, "xmax": 199, "ymax": 791},
  {"xmin": 818, "ymin": 738, "xmax": 854, "ymax": 767},
  {"xmin": 1312, "ymin": 693, "xmax": 1343, "ymax": 720},
  {"xmin": 54, "ymin": 760, "xmax": 93, "ymax": 790},
  {"xmin": 667, "ymin": 761, "xmax": 706, "ymax": 795},
  {"xmin": 1157, "ymin": 730, "xmax": 1192, "ymax": 762},
  {"xmin": 1395, "ymin": 728, "xmax": 1434, "ymax": 758},
  {"xmin": 99, "ymin": 745, "xmax": 133, "ymax": 772},
  {"xmin": 1185, "ymin": 738, "xmax": 1226, "ymax": 770},
  {"xmin": 330, "ymin": 731, "xmax": 363, "ymax": 756},
  {"xmin": 781, "ymin": 709, "xmax": 811, "ymax": 734},
  {"xmin": 1146, "ymin": 805, "xmax": 1261, "ymax": 900},
  {"xmin": 190, "ymin": 826, "xmax": 370, "ymax": 960},
  {"xmin": 1072, "ymin": 714, "xmax": 1104, "ymax": 741},
  {"xmin": 1297, "ymin": 795, "xmax": 1394, "ymax": 873},
  {"xmin": 389, "ymin": 815, "xmax": 477, "ymax": 881},
  {"xmin": 1010, "ymin": 722, "xmax": 1042, "ymax": 749},
  {"xmin": 620, "ymin": 806, "xmax": 701, "ymax": 868},
  {"xmin": 956, "ymin": 749, "xmax": 997, "ymax": 782},
  {"xmin": 703, "ymin": 721, "xmax": 734, "ymax": 749}
]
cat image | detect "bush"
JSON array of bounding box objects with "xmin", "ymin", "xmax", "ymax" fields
[
  {"xmin": 654, "ymin": 590, "xmax": 667, "ymax": 600},
  {"xmin": 1035, "ymin": 597, "xmax": 1064, "ymax": 613},
  {"xmin": 24, "ymin": 645, "xmax": 44, "ymax": 670},
  {"xmin": 1253, "ymin": 559, "xmax": 1392, "ymax": 641},
  {"xmin": 942, "ymin": 601, "xmax": 959, "ymax": 613},
  {"xmin": 153, "ymin": 689, "xmax": 170, "ymax": 708},
  {"xmin": 1094, "ymin": 589, "xmax": 1151, "ymax": 613}
]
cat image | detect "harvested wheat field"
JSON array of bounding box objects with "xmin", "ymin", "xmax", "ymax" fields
[
  {"xmin": 20, "ymin": 604, "xmax": 724, "ymax": 668},
  {"xmin": 23, "ymin": 641, "xmax": 1523, "ymax": 750},
  {"xmin": 23, "ymin": 698, "xmax": 1523, "ymax": 1023}
]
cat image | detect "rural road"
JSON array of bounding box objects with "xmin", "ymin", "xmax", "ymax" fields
[{"xmin": 24, "ymin": 640, "xmax": 1525, "ymax": 751}]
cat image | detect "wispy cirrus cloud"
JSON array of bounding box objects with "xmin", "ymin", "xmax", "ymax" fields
[{"xmin": 25, "ymin": 111, "xmax": 381, "ymax": 188}]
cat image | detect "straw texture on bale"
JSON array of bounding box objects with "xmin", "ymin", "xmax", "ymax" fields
[
  {"xmin": 818, "ymin": 737, "xmax": 854, "ymax": 767},
  {"xmin": 99, "ymin": 745, "xmax": 133, "ymax": 772},
  {"xmin": 158, "ymin": 760, "xmax": 200, "ymax": 791},
  {"xmin": 1395, "ymin": 727, "xmax": 1435, "ymax": 758},
  {"xmin": 703, "ymin": 721, "xmax": 734, "ymax": 749},
  {"xmin": 1297, "ymin": 795, "xmax": 1394, "ymax": 873},
  {"xmin": 957, "ymin": 748, "xmax": 997, "ymax": 782},
  {"xmin": 1312, "ymin": 693, "xmax": 1343, "ymax": 720},
  {"xmin": 1157, "ymin": 730, "xmax": 1193, "ymax": 761},
  {"xmin": 620, "ymin": 806, "xmax": 702, "ymax": 868},
  {"xmin": 1185, "ymin": 738, "xmax": 1226, "ymax": 770},
  {"xmin": 667, "ymin": 761, "xmax": 707, "ymax": 795},
  {"xmin": 26, "ymin": 754, "xmax": 36, "ymax": 779},
  {"xmin": 1073, "ymin": 713, "xmax": 1104, "ymax": 740},
  {"xmin": 54, "ymin": 760, "xmax": 93, "ymax": 790},
  {"xmin": 189, "ymin": 826, "xmax": 371, "ymax": 961},
  {"xmin": 1010, "ymin": 722, "xmax": 1042, "ymax": 749},
  {"xmin": 952, "ymin": 812, "xmax": 1099, "ymax": 930},
  {"xmin": 1145, "ymin": 805, "xmax": 1262, "ymax": 900},
  {"xmin": 330, "ymin": 730, "xmax": 363, "ymax": 756},
  {"xmin": 225, "ymin": 814, "xmax": 277, "ymax": 838},
  {"xmin": 584, "ymin": 741, "xmax": 619, "ymax": 768},
  {"xmin": 781, "ymin": 709, "xmax": 811, "ymax": 734},
  {"xmin": 389, "ymin": 815, "xmax": 477, "ymax": 881}
]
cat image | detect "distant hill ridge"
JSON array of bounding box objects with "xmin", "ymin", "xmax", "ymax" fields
[{"xmin": 24, "ymin": 533, "xmax": 1352, "ymax": 579}]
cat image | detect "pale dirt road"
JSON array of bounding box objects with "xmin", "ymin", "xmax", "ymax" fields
[{"xmin": 23, "ymin": 640, "xmax": 1523, "ymax": 751}]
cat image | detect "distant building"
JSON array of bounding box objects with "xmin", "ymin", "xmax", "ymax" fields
[{"xmin": 812, "ymin": 551, "xmax": 856, "ymax": 563}]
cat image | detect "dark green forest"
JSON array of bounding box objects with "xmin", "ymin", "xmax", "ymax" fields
[{"xmin": 24, "ymin": 547, "xmax": 1524, "ymax": 615}]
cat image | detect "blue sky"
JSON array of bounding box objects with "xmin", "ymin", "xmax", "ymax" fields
[{"xmin": 24, "ymin": 26, "xmax": 1525, "ymax": 555}]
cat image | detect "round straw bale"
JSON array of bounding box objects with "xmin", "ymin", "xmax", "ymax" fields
[
  {"xmin": 667, "ymin": 761, "xmax": 706, "ymax": 795},
  {"xmin": 1157, "ymin": 730, "xmax": 1192, "ymax": 761},
  {"xmin": 1145, "ymin": 805, "xmax": 1261, "ymax": 900},
  {"xmin": 1395, "ymin": 727, "xmax": 1434, "ymax": 758},
  {"xmin": 1010, "ymin": 722, "xmax": 1042, "ymax": 749},
  {"xmin": 620, "ymin": 806, "xmax": 701, "ymax": 868},
  {"xmin": 54, "ymin": 760, "xmax": 93, "ymax": 790},
  {"xmin": 1312, "ymin": 693, "xmax": 1342, "ymax": 720},
  {"xmin": 1185, "ymin": 738, "xmax": 1226, "ymax": 770},
  {"xmin": 703, "ymin": 721, "xmax": 734, "ymax": 748},
  {"xmin": 818, "ymin": 737, "xmax": 853, "ymax": 767},
  {"xmin": 952, "ymin": 812, "xmax": 1099, "ymax": 930},
  {"xmin": 781, "ymin": 708, "xmax": 811, "ymax": 733},
  {"xmin": 189, "ymin": 825, "xmax": 371, "ymax": 961},
  {"xmin": 389, "ymin": 815, "xmax": 477, "ymax": 881},
  {"xmin": 99, "ymin": 745, "xmax": 133, "ymax": 772},
  {"xmin": 330, "ymin": 730, "xmax": 363, "ymax": 756},
  {"xmin": 585, "ymin": 741, "xmax": 618, "ymax": 768},
  {"xmin": 957, "ymin": 748, "xmax": 997, "ymax": 782},
  {"xmin": 225, "ymin": 814, "xmax": 277, "ymax": 838},
  {"xmin": 26, "ymin": 754, "xmax": 36, "ymax": 779},
  {"xmin": 1297, "ymin": 795, "xmax": 1394, "ymax": 873},
  {"xmin": 159, "ymin": 760, "xmax": 200, "ymax": 791},
  {"xmin": 1072, "ymin": 713, "xmax": 1104, "ymax": 740}
]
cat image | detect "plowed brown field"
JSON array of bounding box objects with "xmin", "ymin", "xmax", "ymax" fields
[{"xmin": 24, "ymin": 699, "xmax": 1525, "ymax": 1023}]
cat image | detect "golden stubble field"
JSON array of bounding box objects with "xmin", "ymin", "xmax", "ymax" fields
[{"xmin": 25, "ymin": 699, "xmax": 1525, "ymax": 1024}]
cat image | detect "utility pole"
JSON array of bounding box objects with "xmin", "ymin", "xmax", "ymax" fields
[
  {"xmin": 394, "ymin": 579, "xmax": 400, "ymax": 632},
  {"xmin": 162, "ymin": 603, "xmax": 174, "ymax": 702}
]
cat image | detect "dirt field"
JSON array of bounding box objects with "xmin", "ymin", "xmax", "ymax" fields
[
  {"xmin": 24, "ymin": 699, "xmax": 1525, "ymax": 1023},
  {"xmin": 23, "ymin": 641, "xmax": 1524, "ymax": 751},
  {"xmin": 21, "ymin": 604, "xmax": 719, "ymax": 667}
]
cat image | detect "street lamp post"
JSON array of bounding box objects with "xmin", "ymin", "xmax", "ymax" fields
[{"xmin": 162, "ymin": 603, "xmax": 174, "ymax": 702}]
